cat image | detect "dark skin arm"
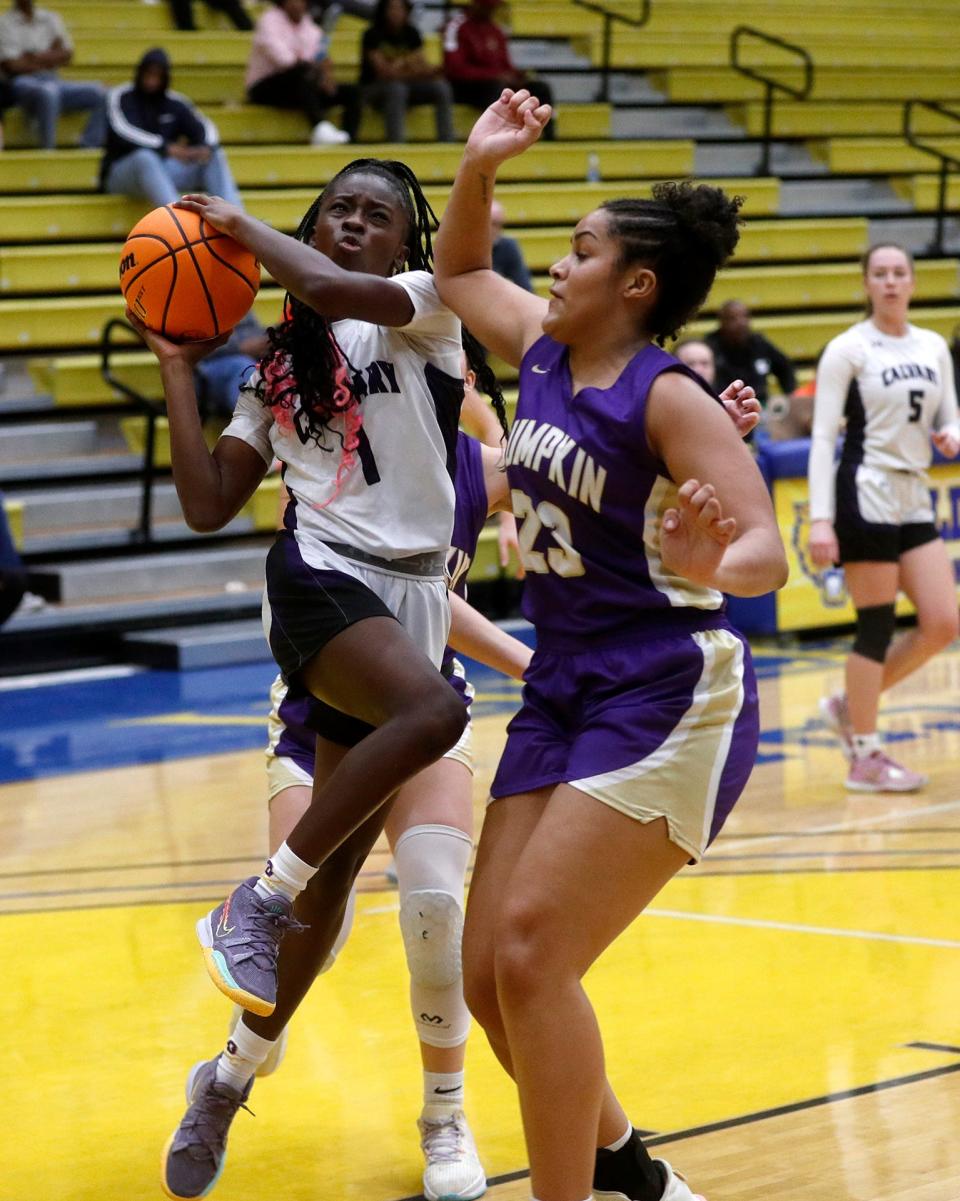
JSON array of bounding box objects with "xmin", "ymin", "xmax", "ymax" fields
[
  {"xmin": 125, "ymin": 310, "xmax": 269, "ymax": 533},
  {"xmin": 175, "ymin": 194, "xmax": 415, "ymax": 327}
]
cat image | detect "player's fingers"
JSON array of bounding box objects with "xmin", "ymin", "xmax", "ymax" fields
[
  {"xmin": 533, "ymin": 103, "xmax": 552, "ymax": 126},
  {"xmin": 677, "ymin": 478, "xmax": 701, "ymax": 505},
  {"xmin": 697, "ymin": 497, "xmax": 723, "ymax": 527},
  {"xmin": 508, "ymin": 88, "xmax": 532, "ymax": 112},
  {"xmin": 714, "ymin": 517, "xmax": 737, "ymax": 543},
  {"xmin": 688, "ymin": 483, "xmax": 716, "ymax": 512},
  {"xmin": 662, "ymin": 507, "xmax": 680, "ymax": 531}
]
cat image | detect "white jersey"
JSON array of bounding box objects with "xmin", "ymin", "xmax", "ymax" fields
[
  {"xmin": 223, "ymin": 270, "xmax": 463, "ymax": 561},
  {"xmin": 808, "ymin": 318, "xmax": 960, "ymax": 521}
]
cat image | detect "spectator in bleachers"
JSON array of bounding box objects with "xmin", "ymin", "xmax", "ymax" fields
[
  {"xmin": 100, "ymin": 48, "xmax": 243, "ymax": 209},
  {"xmin": 246, "ymin": 0, "xmax": 359, "ymax": 145},
  {"xmin": 167, "ymin": 0, "xmax": 253, "ymax": 31},
  {"xmin": 359, "ymin": 0, "xmax": 454, "ymax": 143},
  {"xmin": 0, "ymin": 0, "xmax": 106, "ymax": 150},
  {"xmin": 194, "ymin": 313, "xmax": 270, "ymax": 420},
  {"xmin": 443, "ymin": 0, "xmax": 555, "ymax": 140},
  {"xmin": 674, "ymin": 337, "xmax": 716, "ymax": 388},
  {"xmin": 490, "ymin": 199, "xmax": 532, "ymax": 291},
  {"xmin": 706, "ymin": 299, "xmax": 796, "ymax": 405}
]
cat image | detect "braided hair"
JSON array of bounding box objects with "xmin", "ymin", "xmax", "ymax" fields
[
  {"xmin": 255, "ymin": 158, "xmax": 508, "ymax": 456},
  {"xmin": 601, "ymin": 181, "xmax": 743, "ymax": 346}
]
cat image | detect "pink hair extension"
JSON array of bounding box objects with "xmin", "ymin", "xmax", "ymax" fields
[{"xmin": 262, "ymin": 334, "xmax": 362, "ymax": 510}]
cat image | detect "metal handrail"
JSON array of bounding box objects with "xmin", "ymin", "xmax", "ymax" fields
[
  {"xmin": 100, "ymin": 318, "xmax": 162, "ymax": 546},
  {"xmin": 571, "ymin": 0, "xmax": 651, "ymax": 104},
  {"xmin": 730, "ymin": 26, "xmax": 813, "ymax": 177},
  {"xmin": 903, "ymin": 99, "xmax": 960, "ymax": 255}
]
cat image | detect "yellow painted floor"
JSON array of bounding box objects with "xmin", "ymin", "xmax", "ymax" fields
[{"xmin": 3, "ymin": 641, "xmax": 960, "ymax": 1200}]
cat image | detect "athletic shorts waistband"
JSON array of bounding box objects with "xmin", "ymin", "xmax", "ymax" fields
[
  {"xmin": 532, "ymin": 608, "xmax": 731, "ymax": 654},
  {"xmin": 321, "ymin": 541, "xmax": 446, "ymax": 578}
]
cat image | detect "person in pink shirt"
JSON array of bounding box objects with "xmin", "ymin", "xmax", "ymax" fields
[{"xmin": 246, "ymin": 0, "xmax": 359, "ymax": 145}]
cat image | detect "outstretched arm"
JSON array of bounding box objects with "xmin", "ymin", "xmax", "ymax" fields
[
  {"xmin": 174, "ymin": 195, "xmax": 415, "ymax": 327},
  {"xmin": 434, "ymin": 89, "xmax": 550, "ymax": 367},
  {"xmin": 448, "ymin": 592, "xmax": 532, "ymax": 680}
]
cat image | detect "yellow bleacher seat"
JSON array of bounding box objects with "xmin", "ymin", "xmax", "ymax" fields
[{"xmin": 2, "ymin": 499, "xmax": 24, "ymax": 551}]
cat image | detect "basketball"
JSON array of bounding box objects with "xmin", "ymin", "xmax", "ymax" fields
[{"xmin": 119, "ymin": 205, "xmax": 260, "ymax": 342}]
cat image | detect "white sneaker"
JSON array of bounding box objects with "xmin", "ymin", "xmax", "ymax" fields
[
  {"xmin": 658, "ymin": 1158, "xmax": 707, "ymax": 1201},
  {"xmin": 310, "ymin": 119, "xmax": 350, "ymax": 145},
  {"xmin": 228, "ymin": 1004, "xmax": 289, "ymax": 1077},
  {"xmin": 418, "ymin": 1110, "xmax": 487, "ymax": 1200}
]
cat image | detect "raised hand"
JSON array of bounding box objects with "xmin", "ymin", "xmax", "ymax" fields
[
  {"xmin": 660, "ymin": 479, "xmax": 737, "ymax": 588},
  {"xmin": 932, "ymin": 427, "xmax": 960, "ymax": 459},
  {"xmin": 718, "ymin": 378, "xmax": 761, "ymax": 439},
  {"xmin": 174, "ymin": 193, "xmax": 245, "ymax": 240},
  {"xmin": 465, "ymin": 88, "xmax": 552, "ymax": 169}
]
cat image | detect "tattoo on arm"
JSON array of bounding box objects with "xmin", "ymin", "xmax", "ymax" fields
[{"xmin": 479, "ymin": 174, "xmax": 490, "ymax": 206}]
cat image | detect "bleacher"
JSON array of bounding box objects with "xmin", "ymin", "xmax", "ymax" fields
[{"xmin": 1, "ymin": 0, "xmax": 959, "ymax": 668}]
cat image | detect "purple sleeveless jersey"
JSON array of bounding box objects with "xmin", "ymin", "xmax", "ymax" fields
[
  {"xmin": 276, "ymin": 433, "xmax": 489, "ymax": 768},
  {"xmin": 505, "ymin": 334, "xmax": 728, "ymax": 649}
]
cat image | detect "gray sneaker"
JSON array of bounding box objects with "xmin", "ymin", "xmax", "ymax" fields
[
  {"xmin": 161, "ymin": 1056, "xmax": 253, "ymax": 1199},
  {"xmin": 197, "ymin": 877, "xmax": 305, "ymax": 1017}
]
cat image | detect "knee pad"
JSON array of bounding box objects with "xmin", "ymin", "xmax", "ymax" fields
[
  {"xmin": 395, "ymin": 824, "xmax": 473, "ymax": 1046},
  {"xmin": 852, "ymin": 603, "xmax": 896, "ymax": 663}
]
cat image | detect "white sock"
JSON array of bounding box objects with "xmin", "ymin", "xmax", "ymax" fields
[
  {"xmin": 254, "ymin": 841, "xmax": 316, "ymax": 903},
  {"xmin": 602, "ymin": 1124, "xmax": 632, "ymax": 1152},
  {"xmin": 852, "ymin": 732, "xmax": 882, "ymax": 758},
  {"xmin": 422, "ymin": 1069, "xmax": 464, "ymax": 1115},
  {"xmin": 216, "ymin": 1021, "xmax": 277, "ymax": 1090}
]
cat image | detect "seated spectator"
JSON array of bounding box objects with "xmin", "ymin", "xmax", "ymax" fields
[
  {"xmin": 706, "ymin": 299, "xmax": 796, "ymax": 405},
  {"xmin": 167, "ymin": 0, "xmax": 253, "ymax": 32},
  {"xmin": 359, "ymin": 0, "xmax": 454, "ymax": 143},
  {"xmin": 443, "ymin": 0, "xmax": 555, "ymax": 139},
  {"xmin": 0, "ymin": 0, "xmax": 106, "ymax": 150},
  {"xmin": 674, "ymin": 337, "xmax": 716, "ymax": 388},
  {"xmin": 100, "ymin": 48, "xmax": 243, "ymax": 209},
  {"xmin": 194, "ymin": 313, "xmax": 270, "ymax": 420},
  {"xmin": 246, "ymin": 0, "xmax": 359, "ymax": 145},
  {"xmin": 490, "ymin": 199, "xmax": 532, "ymax": 291}
]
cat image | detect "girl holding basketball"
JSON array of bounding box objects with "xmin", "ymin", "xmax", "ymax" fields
[
  {"xmin": 432, "ymin": 89, "xmax": 787, "ymax": 1201},
  {"xmin": 128, "ymin": 157, "xmax": 505, "ymax": 1200},
  {"xmin": 808, "ymin": 242, "xmax": 960, "ymax": 792}
]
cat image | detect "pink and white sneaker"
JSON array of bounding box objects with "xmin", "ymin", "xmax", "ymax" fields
[
  {"xmin": 845, "ymin": 749, "xmax": 927, "ymax": 793},
  {"xmin": 819, "ymin": 693, "xmax": 854, "ymax": 759}
]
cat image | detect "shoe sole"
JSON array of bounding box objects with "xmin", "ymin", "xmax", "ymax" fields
[
  {"xmin": 845, "ymin": 778, "xmax": 926, "ymax": 793},
  {"xmin": 423, "ymin": 1177, "xmax": 487, "ymax": 1201},
  {"xmin": 197, "ymin": 915, "xmax": 276, "ymax": 1017},
  {"xmin": 159, "ymin": 1063, "xmax": 227, "ymax": 1200}
]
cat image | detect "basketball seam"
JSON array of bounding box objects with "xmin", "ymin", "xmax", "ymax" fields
[
  {"xmin": 160, "ymin": 246, "xmax": 179, "ymax": 339},
  {"xmin": 199, "ymin": 223, "xmax": 259, "ymax": 298},
  {"xmin": 121, "ymin": 233, "xmax": 178, "ymax": 295},
  {"xmin": 163, "ymin": 205, "xmax": 220, "ymax": 338}
]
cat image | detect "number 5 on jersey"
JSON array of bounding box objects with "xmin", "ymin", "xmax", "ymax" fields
[{"xmin": 512, "ymin": 489, "xmax": 585, "ymax": 578}]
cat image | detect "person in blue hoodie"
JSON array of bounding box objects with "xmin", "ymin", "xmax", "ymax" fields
[{"xmin": 100, "ymin": 48, "xmax": 243, "ymax": 210}]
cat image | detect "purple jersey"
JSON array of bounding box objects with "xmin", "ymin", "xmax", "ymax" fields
[
  {"xmin": 441, "ymin": 431, "xmax": 489, "ymax": 695},
  {"xmin": 505, "ymin": 334, "xmax": 726, "ymax": 648}
]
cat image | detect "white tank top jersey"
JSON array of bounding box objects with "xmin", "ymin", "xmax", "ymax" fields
[
  {"xmin": 222, "ymin": 270, "xmax": 464, "ymax": 561},
  {"xmin": 808, "ymin": 319, "xmax": 960, "ymax": 521}
]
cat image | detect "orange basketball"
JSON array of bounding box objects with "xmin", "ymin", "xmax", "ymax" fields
[{"xmin": 119, "ymin": 205, "xmax": 260, "ymax": 341}]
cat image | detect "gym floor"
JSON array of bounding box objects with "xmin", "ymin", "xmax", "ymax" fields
[{"xmin": 2, "ymin": 635, "xmax": 959, "ymax": 1201}]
